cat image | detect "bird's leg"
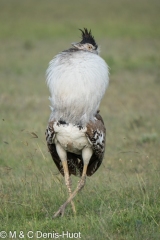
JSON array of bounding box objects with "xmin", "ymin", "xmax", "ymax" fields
[
  {"xmin": 53, "ymin": 147, "xmax": 92, "ymax": 218},
  {"xmin": 54, "ymin": 143, "xmax": 76, "ymax": 217},
  {"xmin": 53, "ymin": 164, "xmax": 88, "ymax": 218},
  {"xmin": 61, "ymin": 160, "xmax": 76, "ymax": 214}
]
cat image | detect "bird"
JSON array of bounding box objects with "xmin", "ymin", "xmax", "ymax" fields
[{"xmin": 45, "ymin": 28, "xmax": 109, "ymax": 218}]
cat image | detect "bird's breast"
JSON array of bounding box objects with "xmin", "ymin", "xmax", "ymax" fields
[{"xmin": 53, "ymin": 122, "xmax": 92, "ymax": 154}]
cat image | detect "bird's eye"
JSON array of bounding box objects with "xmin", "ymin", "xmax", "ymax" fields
[{"xmin": 88, "ymin": 45, "xmax": 92, "ymax": 49}]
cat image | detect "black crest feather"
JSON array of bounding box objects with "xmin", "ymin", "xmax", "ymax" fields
[{"xmin": 79, "ymin": 28, "xmax": 98, "ymax": 49}]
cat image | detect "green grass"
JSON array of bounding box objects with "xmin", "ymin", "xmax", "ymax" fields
[{"xmin": 0, "ymin": 0, "xmax": 160, "ymax": 239}]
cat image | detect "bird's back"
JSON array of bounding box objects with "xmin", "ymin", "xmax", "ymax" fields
[{"xmin": 46, "ymin": 50, "xmax": 109, "ymax": 125}]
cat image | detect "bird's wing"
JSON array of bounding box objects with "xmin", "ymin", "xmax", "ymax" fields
[
  {"xmin": 46, "ymin": 112, "xmax": 106, "ymax": 177},
  {"xmin": 45, "ymin": 121, "xmax": 84, "ymax": 176},
  {"xmin": 85, "ymin": 112, "xmax": 106, "ymax": 176},
  {"xmin": 45, "ymin": 121, "xmax": 62, "ymax": 174}
]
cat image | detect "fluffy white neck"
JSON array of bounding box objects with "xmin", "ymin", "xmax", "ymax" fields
[{"xmin": 46, "ymin": 50, "xmax": 109, "ymax": 126}]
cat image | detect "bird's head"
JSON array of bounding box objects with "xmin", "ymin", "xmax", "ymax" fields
[{"xmin": 72, "ymin": 28, "xmax": 99, "ymax": 55}]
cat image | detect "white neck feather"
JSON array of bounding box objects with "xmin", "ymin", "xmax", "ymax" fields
[{"xmin": 46, "ymin": 50, "xmax": 109, "ymax": 126}]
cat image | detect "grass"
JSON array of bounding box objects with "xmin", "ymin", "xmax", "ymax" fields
[{"xmin": 0, "ymin": 0, "xmax": 160, "ymax": 239}]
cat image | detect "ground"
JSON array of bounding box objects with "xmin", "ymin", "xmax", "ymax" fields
[{"xmin": 0, "ymin": 0, "xmax": 160, "ymax": 239}]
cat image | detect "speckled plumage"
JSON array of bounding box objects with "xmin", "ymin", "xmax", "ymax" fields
[{"xmin": 45, "ymin": 112, "xmax": 106, "ymax": 176}]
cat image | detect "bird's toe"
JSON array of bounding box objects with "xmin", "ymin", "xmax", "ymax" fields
[{"xmin": 52, "ymin": 205, "xmax": 66, "ymax": 219}]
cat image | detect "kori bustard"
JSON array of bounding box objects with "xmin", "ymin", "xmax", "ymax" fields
[{"xmin": 45, "ymin": 28, "xmax": 109, "ymax": 218}]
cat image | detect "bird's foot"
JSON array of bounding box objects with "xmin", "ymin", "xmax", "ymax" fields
[
  {"xmin": 52, "ymin": 176, "xmax": 86, "ymax": 219},
  {"xmin": 52, "ymin": 204, "xmax": 66, "ymax": 218}
]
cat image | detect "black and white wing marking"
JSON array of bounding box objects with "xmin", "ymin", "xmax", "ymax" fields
[
  {"xmin": 45, "ymin": 112, "xmax": 106, "ymax": 177},
  {"xmin": 45, "ymin": 121, "xmax": 55, "ymax": 144},
  {"xmin": 85, "ymin": 112, "xmax": 106, "ymax": 176}
]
